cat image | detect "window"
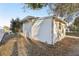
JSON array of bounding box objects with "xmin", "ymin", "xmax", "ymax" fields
[{"xmin": 59, "ymin": 23, "xmax": 61, "ymax": 29}]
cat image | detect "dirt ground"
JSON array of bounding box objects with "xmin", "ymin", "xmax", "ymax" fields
[
  {"xmin": 27, "ymin": 36, "xmax": 79, "ymax": 56},
  {"xmin": 0, "ymin": 34, "xmax": 79, "ymax": 56},
  {"xmin": 64, "ymin": 36, "xmax": 79, "ymax": 56}
]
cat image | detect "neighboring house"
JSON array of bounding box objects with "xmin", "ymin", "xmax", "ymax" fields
[
  {"xmin": 0, "ymin": 27, "xmax": 11, "ymax": 43},
  {"xmin": 21, "ymin": 16, "xmax": 67, "ymax": 45},
  {"xmin": 0, "ymin": 28, "xmax": 5, "ymax": 42}
]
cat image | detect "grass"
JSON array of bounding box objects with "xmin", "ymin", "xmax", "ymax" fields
[
  {"xmin": 66, "ymin": 32, "xmax": 79, "ymax": 37},
  {"xmin": 0, "ymin": 38, "xmax": 16, "ymax": 56},
  {"xmin": 0, "ymin": 34, "xmax": 27, "ymax": 56},
  {"xmin": 0, "ymin": 34, "xmax": 79, "ymax": 56}
]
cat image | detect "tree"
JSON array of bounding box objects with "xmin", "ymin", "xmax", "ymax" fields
[
  {"xmin": 24, "ymin": 3, "xmax": 47, "ymax": 10},
  {"xmin": 24, "ymin": 3, "xmax": 79, "ymax": 17},
  {"xmin": 74, "ymin": 17, "xmax": 79, "ymax": 26},
  {"xmin": 10, "ymin": 18, "xmax": 22, "ymax": 33},
  {"xmin": 73, "ymin": 17, "xmax": 79, "ymax": 31},
  {"xmin": 3, "ymin": 26, "xmax": 9, "ymax": 32},
  {"xmin": 10, "ymin": 18, "xmax": 15, "ymax": 33},
  {"xmin": 53, "ymin": 4, "xmax": 79, "ymax": 17}
]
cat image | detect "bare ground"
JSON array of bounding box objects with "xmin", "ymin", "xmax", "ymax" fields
[
  {"xmin": 0, "ymin": 34, "xmax": 79, "ymax": 56},
  {"xmin": 64, "ymin": 36, "xmax": 79, "ymax": 56},
  {"xmin": 26, "ymin": 36, "xmax": 79, "ymax": 56}
]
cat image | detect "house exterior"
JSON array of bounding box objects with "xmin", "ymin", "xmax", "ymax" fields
[
  {"xmin": 21, "ymin": 16, "xmax": 38, "ymax": 38},
  {"xmin": 0, "ymin": 28, "xmax": 5, "ymax": 42},
  {"xmin": 21, "ymin": 16, "xmax": 67, "ymax": 45}
]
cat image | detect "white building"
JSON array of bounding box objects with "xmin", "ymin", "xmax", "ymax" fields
[
  {"xmin": 0, "ymin": 28, "xmax": 5, "ymax": 42},
  {"xmin": 22, "ymin": 16, "xmax": 67, "ymax": 45}
]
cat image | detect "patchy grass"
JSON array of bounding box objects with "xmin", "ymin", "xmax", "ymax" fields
[
  {"xmin": 66, "ymin": 32, "xmax": 79, "ymax": 37},
  {"xmin": 0, "ymin": 34, "xmax": 79, "ymax": 56},
  {"xmin": 0, "ymin": 34, "xmax": 27, "ymax": 56},
  {"xmin": 0, "ymin": 38, "xmax": 16, "ymax": 56},
  {"xmin": 26, "ymin": 37, "xmax": 79, "ymax": 56}
]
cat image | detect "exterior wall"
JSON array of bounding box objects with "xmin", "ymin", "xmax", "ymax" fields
[
  {"xmin": 60, "ymin": 23, "xmax": 66, "ymax": 39},
  {"xmin": 52, "ymin": 20, "xmax": 59, "ymax": 44},
  {"xmin": 0, "ymin": 29, "xmax": 5, "ymax": 42},
  {"xmin": 32, "ymin": 18, "xmax": 52, "ymax": 44},
  {"xmin": 22, "ymin": 22, "xmax": 32, "ymax": 38},
  {"xmin": 22, "ymin": 17, "xmax": 66, "ymax": 45},
  {"xmin": 32, "ymin": 20, "xmax": 44, "ymax": 39},
  {"xmin": 52, "ymin": 19, "xmax": 66, "ymax": 44}
]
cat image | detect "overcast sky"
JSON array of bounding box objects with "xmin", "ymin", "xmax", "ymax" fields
[{"xmin": 0, "ymin": 3, "xmax": 49, "ymax": 27}]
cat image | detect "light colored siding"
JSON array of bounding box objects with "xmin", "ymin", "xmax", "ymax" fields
[
  {"xmin": 53, "ymin": 20, "xmax": 59, "ymax": 44},
  {"xmin": 52, "ymin": 20, "xmax": 66, "ymax": 44},
  {"xmin": 0, "ymin": 29, "xmax": 5, "ymax": 42},
  {"xmin": 22, "ymin": 16, "xmax": 66, "ymax": 45},
  {"xmin": 22, "ymin": 22, "xmax": 32, "ymax": 38},
  {"xmin": 60, "ymin": 23, "xmax": 66, "ymax": 39},
  {"xmin": 32, "ymin": 18, "xmax": 52, "ymax": 44}
]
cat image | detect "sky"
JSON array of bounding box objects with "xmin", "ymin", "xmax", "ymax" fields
[{"xmin": 0, "ymin": 3, "xmax": 49, "ymax": 27}]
